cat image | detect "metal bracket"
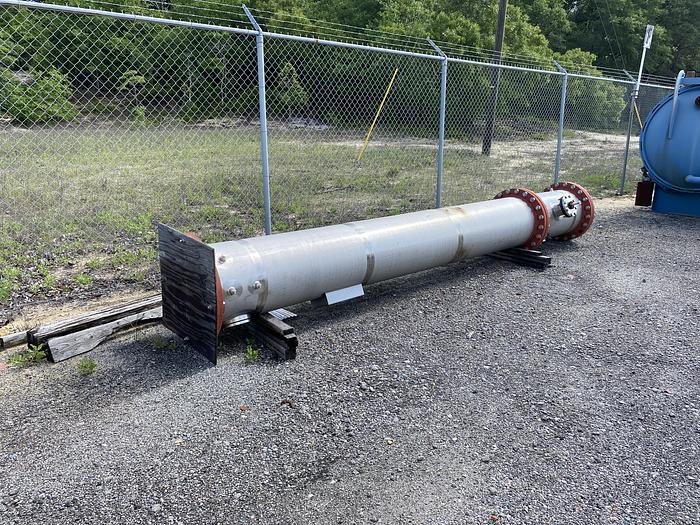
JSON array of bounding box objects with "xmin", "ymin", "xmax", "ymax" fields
[
  {"xmin": 667, "ymin": 70, "xmax": 686, "ymax": 139},
  {"xmin": 315, "ymin": 284, "xmax": 365, "ymax": 306},
  {"xmin": 427, "ymin": 38, "xmax": 446, "ymax": 59},
  {"xmin": 242, "ymin": 4, "xmax": 262, "ymax": 34}
]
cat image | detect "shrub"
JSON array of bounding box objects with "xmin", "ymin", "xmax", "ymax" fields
[
  {"xmin": 270, "ymin": 62, "xmax": 309, "ymax": 119},
  {"xmin": 0, "ymin": 68, "xmax": 77, "ymax": 124}
]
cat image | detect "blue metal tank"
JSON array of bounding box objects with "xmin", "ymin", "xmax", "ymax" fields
[{"xmin": 640, "ymin": 71, "xmax": 700, "ymax": 217}]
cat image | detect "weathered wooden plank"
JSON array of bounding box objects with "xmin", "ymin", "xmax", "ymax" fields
[
  {"xmin": 0, "ymin": 331, "xmax": 29, "ymax": 351},
  {"xmin": 158, "ymin": 223, "xmax": 218, "ymax": 364},
  {"xmin": 47, "ymin": 307, "xmax": 162, "ymax": 362},
  {"xmin": 29, "ymin": 294, "xmax": 161, "ymax": 345}
]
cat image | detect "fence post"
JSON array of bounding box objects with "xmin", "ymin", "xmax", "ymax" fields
[
  {"xmin": 243, "ymin": 5, "xmax": 272, "ymax": 235},
  {"xmin": 619, "ymin": 70, "xmax": 636, "ymax": 196},
  {"xmin": 620, "ymin": 27, "xmax": 653, "ymax": 195},
  {"xmin": 552, "ymin": 60, "xmax": 568, "ymax": 183},
  {"xmin": 428, "ymin": 39, "xmax": 447, "ymax": 208}
]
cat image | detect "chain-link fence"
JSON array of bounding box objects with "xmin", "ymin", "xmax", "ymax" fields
[{"xmin": 0, "ymin": 1, "xmax": 674, "ymax": 310}]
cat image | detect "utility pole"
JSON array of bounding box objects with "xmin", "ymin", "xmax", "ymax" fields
[
  {"xmin": 619, "ymin": 24, "xmax": 654, "ymax": 194},
  {"xmin": 482, "ymin": 0, "xmax": 507, "ymax": 156}
]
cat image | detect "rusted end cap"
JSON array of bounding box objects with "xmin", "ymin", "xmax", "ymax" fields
[
  {"xmin": 494, "ymin": 188, "xmax": 550, "ymax": 248},
  {"xmin": 546, "ymin": 181, "xmax": 595, "ymax": 240}
]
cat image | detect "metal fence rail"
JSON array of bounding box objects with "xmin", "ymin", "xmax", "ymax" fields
[{"xmin": 0, "ymin": 0, "xmax": 673, "ymax": 307}]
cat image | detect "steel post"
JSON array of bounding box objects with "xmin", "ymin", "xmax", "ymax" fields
[
  {"xmin": 428, "ymin": 39, "xmax": 447, "ymax": 208},
  {"xmin": 482, "ymin": 0, "xmax": 508, "ymax": 156},
  {"xmin": 553, "ymin": 60, "xmax": 568, "ymax": 183},
  {"xmin": 619, "ymin": 25, "xmax": 654, "ymax": 195},
  {"xmin": 244, "ymin": 5, "xmax": 272, "ymax": 235},
  {"xmin": 620, "ymin": 89, "xmax": 636, "ymax": 195}
]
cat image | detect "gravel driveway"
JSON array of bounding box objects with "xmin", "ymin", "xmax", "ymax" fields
[{"xmin": 1, "ymin": 198, "xmax": 699, "ymax": 524}]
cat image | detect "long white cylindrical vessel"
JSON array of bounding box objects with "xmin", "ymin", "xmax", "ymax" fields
[{"xmin": 211, "ymin": 182, "xmax": 594, "ymax": 322}]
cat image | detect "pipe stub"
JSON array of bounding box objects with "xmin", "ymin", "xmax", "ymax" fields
[
  {"xmin": 494, "ymin": 188, "xmax": 550, "ymax": 248},
  {"xmin": 546, "ymin": 181, "xmax": 595, "ymax": 240}
]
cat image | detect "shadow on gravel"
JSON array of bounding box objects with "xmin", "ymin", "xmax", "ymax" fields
[
  {"xmin": 3, "ymin": 328, "xmax": 214, "ymax": 414},
  {"xmin": 289, "ymin": 254, "xmax": 529, "ymax": 333},
  {"xmin": 0, "ymin": 235, "xmax": 599, "ymax": 414}
]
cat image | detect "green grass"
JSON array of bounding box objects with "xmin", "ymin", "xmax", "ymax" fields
[
  {"xmin": 74, "ymin": 273, "xmax": 93, "ymax": 286},
  {"xmin": 77, "ymin": 356, "xmax": 97, "ymax": 376},
  {"xmin": 244, "ymin": 338, "xmax": 260, "ymax": 364},
  {"xmin": 0, "ymin": 124, "xmax": 638, "ymax": 305},
  {"xmin": 8, "ymin": 344, "xmax": 47, "ymax": 368}
]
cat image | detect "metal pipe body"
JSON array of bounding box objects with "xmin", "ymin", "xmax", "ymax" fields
[{"xmin": 212, "ymin": 189, "xmax": 587, "ymax": 320}]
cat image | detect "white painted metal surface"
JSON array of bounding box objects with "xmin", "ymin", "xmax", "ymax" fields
[{"xmin": 212, "ymin": 189, "xmax": 585, "ymax": 320}]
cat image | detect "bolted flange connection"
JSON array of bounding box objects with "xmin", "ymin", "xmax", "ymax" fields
[
  {"xmin": 557, "ymin": 194, "xmax": 577, "ymax": 218},
  {"xmin": 494, "ymin": 188, "xmax": 550, "ymax": 248},
  {"xmin": 546, "ymin": 181, "xmax": 595, "ymax": 240}
]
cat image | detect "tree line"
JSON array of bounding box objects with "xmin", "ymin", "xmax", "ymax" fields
[{"xmin": 1, "ymin": 0, "xmax": 683, "ymax": 132}]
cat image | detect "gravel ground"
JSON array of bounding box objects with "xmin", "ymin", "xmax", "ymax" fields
[{"xmin": 1, "ymin": 198, "xmax": 699, "ymax": 524}]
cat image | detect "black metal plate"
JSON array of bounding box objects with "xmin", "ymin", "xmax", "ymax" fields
[{"xmin": 158, "ymin": 223, "xmax": 218, "ymax": 364}]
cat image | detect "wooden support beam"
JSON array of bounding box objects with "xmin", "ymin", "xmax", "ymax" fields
[
  {"xmin": 0, "ymin": 331, "xmax": 29, "ymax": 351},
  {"xmin": 46, "ymin": 307, "xmax": 162, "ymax": 362},
  {"xmin": 29, "ymin": 294, "xmax": 161, "ymax": 346}
]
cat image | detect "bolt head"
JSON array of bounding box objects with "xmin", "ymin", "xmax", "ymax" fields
[
  {"xmin": 227, "ymin": 287, "xmax": 237, "ymax": 296},
  {"xmin": 253, "ymin": 280, "xmax": 262, "ymax": 290}
]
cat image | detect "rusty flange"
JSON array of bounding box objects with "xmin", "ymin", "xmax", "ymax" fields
[
  {"xmin": 546, "ymin": 181, "xmax": 595, "ymax": 240},
  {"xmin": 494, "ymin": 188, "xmax": 550, "ymax": 248}
]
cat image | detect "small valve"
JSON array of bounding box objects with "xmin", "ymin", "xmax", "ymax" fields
[{"xmin": 557, "ymin": 194, "xmax": 577, "ymax": 218}]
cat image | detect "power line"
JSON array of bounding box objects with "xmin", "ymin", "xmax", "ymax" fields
[
  {"xmin": 602, "ymin": 0, "xmax": 627, "ymax": 69},
  {"xmin": 590, "ymin": 0, "xmax": 622, "ymax": 68}
]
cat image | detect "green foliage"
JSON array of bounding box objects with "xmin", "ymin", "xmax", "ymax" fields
[
  {"xmin": 0, "ymin": 68, "xmax": 76, "ymax": 124},
  {"xmin": 178, "ymin": 100, "xmax": 202, "ymax": 123},
  {"xmin": 515, "ymin": 0, "xmax": 571, "ymax": 51},
  {"xmin": 77, "ymin": 356, "xmax": 97, "ymax": 376},
  {"xmin": 0, "ymin": 0, "xmax": 685, "ymax": 138},
  {"xmin": 151, "ymin": 335, "xmax": 176, "ymax": 350},
  {"xmin": 0, "ymin": 280, "xmax": 11, "ymax": 303},
  {"xmin": 566, "ymin": 0, "xmax": 675, "ymax": 75},
  {"xmin": 244, "ymin": 338, "xmax": 260, "ymax": 364},
  {"xmin": 74, "ymin": 273, "xmax": 93, "ymax": 286},
  {"xmin": 117, "ymin": 69, "xmax": 146, "ymax": 92},
  {"xmin": 131, "ymin": 105, "xmax": 147, "ymax": 125},
  {"xmin": 272, "ymin": 62, "xmax": 309, "ymax": 118},
  {"xmin": 8, "ymin": 344, "xmax": 46, "ymax": 368},
  {"xmin": 0, "ymin": 265, "xmax": 21, "ymax": 303}
]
